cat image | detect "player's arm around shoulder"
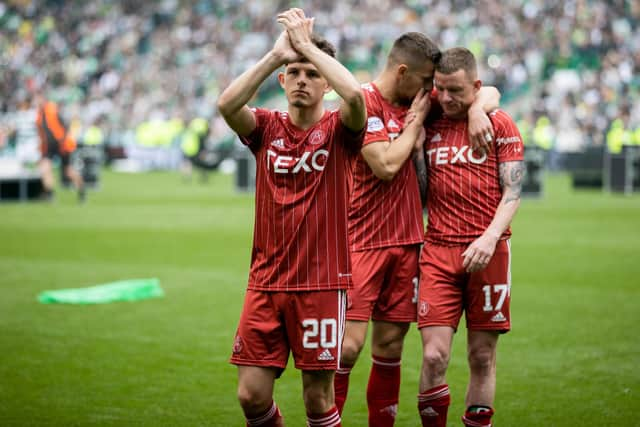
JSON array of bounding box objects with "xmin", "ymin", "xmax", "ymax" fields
[
  {"xmin": 467, "ymin": 85, "xmax": 501, "ymax": 152},
  {"xmin": 362, "ymin": 88, "xmax": 430, "ymax": 181}
]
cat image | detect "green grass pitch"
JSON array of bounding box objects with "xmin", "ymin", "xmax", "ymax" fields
[{"xmin": 0, "ymin": 171, "xmax": 638, "ymax": 426}]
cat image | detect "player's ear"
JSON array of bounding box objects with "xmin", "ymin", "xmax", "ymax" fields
[
  {"xmin": 278, "ymin": 71, "xmax": 286, "ymax": 89},
  {"xmin": 324, "ymin": 83, "xmax": 332, "ymax": 94},
  {"xmin": 473, "ymin": 79, "xmax": 482, "ymax": 92},
  {"xmin": 397, "ymin": 64, "xmax": 409, "ymax": 80}
]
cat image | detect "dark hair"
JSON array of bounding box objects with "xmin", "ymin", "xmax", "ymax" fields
[
  {"xmin": 436, "ymin": 47, "xmax": 477, "ymax": 79},
  {"xmin": 311, "ymin": 33, "xmax": 336, "ymax": 57},
  {"xmin": 294, "ymin": 33, "xmax": 336, "ymax": 63},
  {"xmin": 387, "ymin": 32, "xmax": 441, "ymax": 70}
]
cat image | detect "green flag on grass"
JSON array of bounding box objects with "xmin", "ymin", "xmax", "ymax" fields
[{"xmin": 38, "ymin": 278, "xmax": 164, "ymax": 304}]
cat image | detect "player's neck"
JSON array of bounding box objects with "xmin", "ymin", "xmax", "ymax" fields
[
  {"xmin": 287, "ymin": 104, "xmax": 325, "ymax": 130},
  {"xmin": 373, "ymin": 74, "xmax": 403, "ymax": 107},
  {"xmin": 444, "ymin": 110, "xmax": 470, "ymax": 121}
]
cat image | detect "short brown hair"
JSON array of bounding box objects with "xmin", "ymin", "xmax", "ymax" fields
[
  {"xmin": 436, "ymin": 47, "xmax": 477, "ymax": 79},
  {"xmin": 294, "ymin": 33, "xmax": 336, "ymax": 63},
  {"xmin": 387, "ymin": 32, "xmax": 441, "ymax": 70}
]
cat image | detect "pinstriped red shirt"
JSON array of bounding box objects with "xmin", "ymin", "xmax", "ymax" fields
[
  {"xmin": 424, "ymin": 109, "xmax": 524, "ymax": 245},
  {"xmin": 240, "ymin": 108, "xmax": 363, "ymax": 291},
  {"xmin": 347, "ymin": 83, "xmax": 425, "ymax": 252}
]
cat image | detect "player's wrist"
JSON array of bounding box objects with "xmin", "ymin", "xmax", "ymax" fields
[
  {"xmin": 294, "ymin": 41, "xmax": 317, "ymax": 57},
  {"xmin": 266, "ymin": 50, "xmax": 288, "ymax": 67},
  {"xmin": 468, "ymin": 105, "xmax": 483, "ymax": 117},
  {"xmin": 484, "ymin": 229, "xmax": 501, "ymax": 242}
]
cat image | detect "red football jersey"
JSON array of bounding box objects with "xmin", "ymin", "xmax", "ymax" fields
[
  {"xmin": 424, "ymin": 109, "xmax": 524, "ymax": 244},
  {"xmin": 240, "ymin": 108, "xmax": 364, "ymax": 291},
  {"xmin": 347, "ymin": 83, "xmax": 425, "ymax": 252}
]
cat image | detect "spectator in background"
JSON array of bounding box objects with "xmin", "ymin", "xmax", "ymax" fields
[
  {"xmin": 0, "ymin": 123, "xmax": 13, "ymax": 152},
  {"xmin": 35, "ymin": 92, "xmax": 85, "ymax": 202},
  {"xmin": 1, "ymin": 1, "xmax": 638, "ymax": 163},
  {"xmin": 180, "ymin": 116, "xmax": 211, "ymax": 183}
]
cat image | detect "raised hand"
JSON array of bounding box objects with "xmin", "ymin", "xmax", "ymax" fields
[
  {"xmin": 276, "ymin": 8, "xmax": 314, "ymax": 54},
  {"xmin": 468, "ymin": 108, "xmax": 493, "ymax": 155},
  {"xmin": 408, "ymin": 89, "xmax": 430, "ymax": 151},
  {"xmin": 272, "ymin": 30, "xmax": 302, "ymax": 65},
  {"xmin": 409, "ymin": 88, "xmax": 431, "ymax": 124}
]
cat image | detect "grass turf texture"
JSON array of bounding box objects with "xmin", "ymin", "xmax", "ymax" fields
[{"xmin": 0, "ymin": 171, "xmax": 638, "ymax": 426}]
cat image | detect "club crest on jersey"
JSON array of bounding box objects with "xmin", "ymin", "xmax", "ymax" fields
[
  {"xmin": 426, "ymin": 145, "xmax": 488, "ymax": 165},
  {"xmin": 309, "ymin": 129, "xmax": 325, "ymax": 145},
  {"xmin": 267, "ymin": 149, "xmax": 329, "ymax": 173},
  {"xmin": 367, "ymin": 116, "xmax": 384, "ymax": 132}
]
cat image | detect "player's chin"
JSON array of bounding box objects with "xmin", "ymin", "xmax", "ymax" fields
[
  {"xmin": 290, "ymin": 98, "xmax": 313, "ymax": 108},
  {"xmin": 443, "ymin": 105, "xmax": 462, "ymax": 117}
]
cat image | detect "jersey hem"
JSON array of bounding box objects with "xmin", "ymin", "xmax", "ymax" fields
[
  {"xmin": 351, "ymin": 238, "xmax": 424, "ymax": 252},
  {"xmin": 247, "ymin": 283, "xmax": 351, "ymax": 292},
  {"xmin": 425, "ymin": 235, "xmax": 511, "ymax": 246}
]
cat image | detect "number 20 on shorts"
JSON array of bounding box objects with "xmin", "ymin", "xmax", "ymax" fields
[{"xmin": 302, "ymin": 318, "xmax": 337, "ymax": 349}]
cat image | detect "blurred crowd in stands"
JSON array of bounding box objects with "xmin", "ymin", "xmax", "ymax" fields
[{"xmin": 1, "ymin": 0, "xmax": 639, "ymax": 167}]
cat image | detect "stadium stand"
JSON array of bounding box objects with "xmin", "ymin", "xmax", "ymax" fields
[{"xmin": 1, "ymin": 1, "xmax": 639, "ymax": 180}]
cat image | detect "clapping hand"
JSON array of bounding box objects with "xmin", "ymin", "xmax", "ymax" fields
[{"xmin": 277, "ymin": 8, "xmax": 314, "ymax": 55}]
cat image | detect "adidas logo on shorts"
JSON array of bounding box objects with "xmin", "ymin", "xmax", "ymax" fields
[
  {"xmin": 491, "ymin": 312, "xmax": 506, "ymax": 322},
  {"xmin": 317, "ymin": 349, "xmax": 334, "ymax": 361}
]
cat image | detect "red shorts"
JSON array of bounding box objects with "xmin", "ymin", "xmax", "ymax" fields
[
  {"xmin": 230, "ymin": 289, "xmax": 346, "ymax": 372},
  {"xmin": 347, "ymin": 245, "xmax": 419, "ymax": 323},
  {"xmin": 417, "ymin": 240, "xmax": 512, "ymax": 332}
]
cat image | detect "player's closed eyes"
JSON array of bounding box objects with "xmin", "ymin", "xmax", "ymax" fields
[{"xmin": 288, "ymin": 68, "xmax": 320, "ymax": 79}]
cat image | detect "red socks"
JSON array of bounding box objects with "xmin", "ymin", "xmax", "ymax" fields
[
  {"xmin": 462, "ymin": 406, "xmax": 494, "ymax": 427},
  {"xmin": 417, "ymin": 384, "xmax": 450, "ymax": 427},
  {"xmin": 245, "ymin": 400, "xmax": 283, "ymax": 427},
  {"xmin": 367, "ymin": 355, "xmax": 402, "ymax": 427},
  {"xmin": 334, "ymin": 363, "xmax": 353, "ymax": 414},
  {"xmin": 307, "ymin": 406, "xmax": 342, "ymax": 427}
]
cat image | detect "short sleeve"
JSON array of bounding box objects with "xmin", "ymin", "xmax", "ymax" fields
[
  {"xmin": 492, "ymin": 110, "xmax": 525, "ymax": 163},
  {"xmin": 337, "ymin": 112, "xmax": 366, "ymax": 153},
  {"xmin": 239, "ymin": 107, "xmax": 271, "ymax": 151},
  {"xmin": 364, "ymin": 113, "xmax": 389, "ymax": 147}
]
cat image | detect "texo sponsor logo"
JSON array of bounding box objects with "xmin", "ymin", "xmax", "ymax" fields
[
  {"xmin": 426, "ymin": 145, "xmax": 487, "ymax": 165},
  {"xmin": 267, "ymin": 149, "xmax": 329, "ymax": 173}
]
